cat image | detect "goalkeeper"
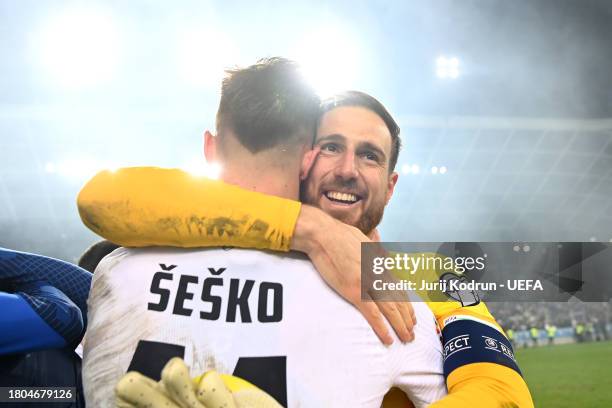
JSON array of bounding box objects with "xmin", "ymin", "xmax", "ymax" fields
[{"xmin": 78, "ymin": 91, "xmax": 533, "ymax": 407}]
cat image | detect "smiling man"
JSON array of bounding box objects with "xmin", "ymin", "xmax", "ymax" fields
[
  {"xmin": 78, "ymin": 88, "xmax": 534, "ymax": 407},
  {"xmin": 79, "ymin": 60, "xmax": 445, "ymax": 407},
  {"xmin": 302, "ymin": 93, "xmax": 400, "ymax": 238},
  {"xmin": 302, "ymin": 91, "xmax": 532, "ymax": 406}
]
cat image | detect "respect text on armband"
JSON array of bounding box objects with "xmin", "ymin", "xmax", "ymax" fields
[{"xmin": 147, "ymin": 263, "xmax": 283, "ymax": 323}]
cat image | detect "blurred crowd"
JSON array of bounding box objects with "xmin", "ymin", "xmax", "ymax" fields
[{"xmin": 489, "ymin": 301, "xmax": 611, "ymax": 347}]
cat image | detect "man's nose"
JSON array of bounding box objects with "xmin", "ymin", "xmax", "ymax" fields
[{"xmin": 333, "ymin": 152, "xmax": 359, "ymax": 180}]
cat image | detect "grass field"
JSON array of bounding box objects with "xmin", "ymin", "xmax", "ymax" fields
[{"xmin": 516, "ymin": 341, "xmax": 612, "ymax": 407}]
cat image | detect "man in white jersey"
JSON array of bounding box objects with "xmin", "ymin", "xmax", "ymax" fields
[{"xmin": 83, "ymin": 58, "xmax": 445, "ymax": 407}]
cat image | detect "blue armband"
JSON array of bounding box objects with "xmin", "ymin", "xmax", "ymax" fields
[{"xmin": 442, "ymin": 317, "xmax": 521, "ymax": 379}]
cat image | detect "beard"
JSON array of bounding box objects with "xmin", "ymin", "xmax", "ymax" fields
[
  {"xmin": 354, "ymin": 200, "xmax": 385, "ymax": 235},
  {"xmin": 301, "ymin": 180, "xmax": 386, "ymax": 236}
]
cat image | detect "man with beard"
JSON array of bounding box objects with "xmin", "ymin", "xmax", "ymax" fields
[
  {"xmin": 80, "ymin": 59, "xmax": 445, "ymax": 407},
  {"xmin": 78, "ymin": 90, "xmax": 533, "ymax": 407},
  {"xmin": 300, "ymin": 92, "xmax": 400, "ymax": 238}
]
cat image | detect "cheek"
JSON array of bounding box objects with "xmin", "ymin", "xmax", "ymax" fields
[
  {"xmin": 301, "ymin": 171, "xmax": 323, "ymax": 203},
  {"xmin": 307, "ymin": 161, "xmax": 332, "ymax": 190},
  {"xmin": 363, "ymin": 173, "xmax": 386, "ymax": 201}
]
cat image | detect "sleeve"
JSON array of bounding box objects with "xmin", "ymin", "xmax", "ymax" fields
[
  {"xmin": 0, "ymin": 282, "xmax": 83, "ymax": 355},
  {"xmin": 387, "ymin": 252, "xmax": 534, "ymax": 407},
  {"xmin": 77, "ymin": 167, "xmax": 302, "ymax": 252},
  {"xmin": 0, "ymin": 247, "xmax": 92, "ymax": 331},
  {"xmin": 428, "ymin": 363, "xmax": 533, "ymax": 408},
  {"xmin": 427, "ymin": 301, "xmax": 534, "ymax": 408}
]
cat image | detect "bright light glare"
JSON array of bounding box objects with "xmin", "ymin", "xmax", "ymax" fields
[
  {"xmin": 411, "ymin": 164, "xmax": 420, "ymax": 174},
  {"xmin": 436, "ymin": 55, "xmax": 460, "ymax": 79},
  {"xmin": 47, "ymin": 159, "xmax": 119, "ymax": 181},
  {"xmin": 106, "ymin": 162, "xmax": 119, "ymax": 173},
  {"xmin": 182, "ymin": 159, "xmax": 221, "ymax": 179},
  {"xmin": 439, "ymin": 166, "xmax": 447, "ymax": 174},
  {"xmin": 37, "ymin": 8, "xmax": 120, "ymax": 88},
  {"xmin": 431, "ymin": 166, "xmax": 438, "ymax": 174},
  {"xmin": 45, "ymin": 162, "xmax": 56, "ymax": 173},
  {"xmin": 401, "ymin": 164, "xmax": 411, "ymax": 175},
  {"xmin": 292, "ymin": 24, "xmax": 360, "ymax": 97},
  {"xmin": 177, "ymin": 27, "xmax": 238, "ymax": 87}
]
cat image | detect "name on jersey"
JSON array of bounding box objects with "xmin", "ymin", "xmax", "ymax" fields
[{"xmin": 147, "ymin": 263, "xmax": 283, "ymax": 323}]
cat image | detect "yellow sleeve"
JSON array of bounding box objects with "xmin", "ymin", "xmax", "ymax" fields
[
  {"xmin": 390, "ymin": 255, "xmax": 533, "ymax": 407},
  {"xmin": 429, "ymin": 363, "xmax": 533, "ymax": 408},
  {"xmin": 427, "ymin": 304, "xmax": 534, "ymax": 408},
  {"xmin": 425, "ymin": 279, "xmax": 533, "ymax": 407},
  {"xmin": 77, "ymin": 167, "xmax": 301, "ymax": 251},
  {"xmin": 381, "ymin": 363, "xmax": 532, "ymax": 408}
]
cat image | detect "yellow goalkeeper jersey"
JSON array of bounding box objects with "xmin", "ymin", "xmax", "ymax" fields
[{"xmin": 77, "ymin": 167, "xmax": 534, "ymax": 408}]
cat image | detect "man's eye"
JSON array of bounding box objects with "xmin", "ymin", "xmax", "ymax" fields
[
  {"xmin": 363, "ymin": 152, "xmax": 379, "ymax": 162},
  {"xmin": 321, "ymin": 143, "xmax": 339, "ymax": 153}
]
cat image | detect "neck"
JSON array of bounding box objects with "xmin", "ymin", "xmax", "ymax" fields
[{"xmin": 221, "ymin": 160, "xmax": 301, "ymax": 200}]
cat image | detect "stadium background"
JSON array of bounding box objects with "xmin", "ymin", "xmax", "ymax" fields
[{"xmin": 1, "ymin": 0, "xmax": 611, "ymax": 406}]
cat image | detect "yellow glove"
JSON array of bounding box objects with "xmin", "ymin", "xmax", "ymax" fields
[{"xmin": 115, "ymin": 357, "xmax": 282, "ymax": 408}]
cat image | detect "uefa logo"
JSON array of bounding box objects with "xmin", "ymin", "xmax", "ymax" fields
[{"xmin": 484, "ymin": 338, "xmax": 498, "ymax": 349}]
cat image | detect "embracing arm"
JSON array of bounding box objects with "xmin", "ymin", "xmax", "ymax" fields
[
  {"xmin": 427, "ymin": 303, "xmax": 534, "ymax": 408},
  {"xmin": 77, "ymin": 167, "xmax": 415, "ymax": 344},
  {"xmin": 78, "ymin": 167, "xmax": 300, "ymax": 252},
  {"xmin": 429, "ymin": 363, "xmax": 532, "ymax": 408}
]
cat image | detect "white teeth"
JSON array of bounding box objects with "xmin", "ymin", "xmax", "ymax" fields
[{"xmin": 326, "ymin": 191, "xmax": 358, "ymax": 203}]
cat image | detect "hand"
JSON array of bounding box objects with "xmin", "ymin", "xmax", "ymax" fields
[
  {"xmin": 292, "ymin": 205, "xmax": 416, "ymax": 345},
  {"xmin": 115, "ymin": 357, "xmax": 281, "ymax": 408}
]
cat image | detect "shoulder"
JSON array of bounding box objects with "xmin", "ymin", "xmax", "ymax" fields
[{"xmin": 94, "ymin": 247, "xmax": 316, "ymax": 276}]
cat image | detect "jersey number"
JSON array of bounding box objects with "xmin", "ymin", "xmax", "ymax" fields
[{"xmin": 127, "ymin": 340, "xmax": 287, "ymax": 406}]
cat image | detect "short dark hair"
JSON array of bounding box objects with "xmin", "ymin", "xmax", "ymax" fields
[
  {"xmin": 319, "ymin": 90, "xmax": 401, "ymax": 172},
  {"xmin": 78, "ymin": 240, "xmax": 120, "ymax": 273},
  {"xmin": 216, "ymin": 57, "xmax": 320, "ymax": 153}
]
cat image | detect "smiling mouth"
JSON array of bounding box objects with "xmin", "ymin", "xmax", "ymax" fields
[{"xmin": 324, "ymin": 190, "xmax": 362, "ymax": 205}]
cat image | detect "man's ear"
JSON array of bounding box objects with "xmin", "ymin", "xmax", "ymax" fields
[
  {"xmin": 385, "ymin": 171, "xmax": 399, "ymax": 204},
  {"xmin": 204, "ymin": 131, "xmax": 217, "ymax": 162}
]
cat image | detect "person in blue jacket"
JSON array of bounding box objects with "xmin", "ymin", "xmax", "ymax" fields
[
  {"xmin": 0, "ymin": 247, "xmax": 94, "ymax": 408},
  {"xmin": 0, "ymin": 247, "xmax": 91, "ymax": 355}
]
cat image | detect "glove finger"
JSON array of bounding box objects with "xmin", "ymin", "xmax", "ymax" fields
[
  {"xmin": 161, "ymin": 357, "xmax": 206, "ymax": 408},
  {"xmin": 115, "ymin": 371, "xmax": 179, "ymax": 408},
  {"xmin": 196, "ymin": 371, "xmax": 237, "ymax": 408},
  {"xmin": 115, "ymin": 396, "xmax": 135, "ymax": 408}
]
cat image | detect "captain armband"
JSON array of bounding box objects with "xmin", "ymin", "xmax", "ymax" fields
[{"xmin": 441, "ymin": 315, "xmax": 521, "ymax": 379}]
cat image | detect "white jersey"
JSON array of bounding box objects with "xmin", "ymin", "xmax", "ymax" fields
[{"xmin": 83, "ymin": 247, "xmax": 445, "ymax": 407}]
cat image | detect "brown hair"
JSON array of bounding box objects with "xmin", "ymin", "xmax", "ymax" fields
[{"xmin": 216, "ymin": 57, "xmax": 320, "ymax": 153}]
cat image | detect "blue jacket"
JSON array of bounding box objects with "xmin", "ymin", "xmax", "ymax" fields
[{"xmin": 0, "ymin": 248, "xmax": 92, "ymax": 355}]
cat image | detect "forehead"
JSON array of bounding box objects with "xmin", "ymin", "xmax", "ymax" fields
[{"xmin": 316, "ymin": 106, "xmax": 392, "ymax": 154}]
